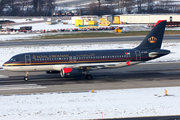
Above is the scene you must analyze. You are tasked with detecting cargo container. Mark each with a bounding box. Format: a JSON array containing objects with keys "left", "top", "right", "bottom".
[
  {"left": 102, "top": 15, "right": 113, "bottom": 22},
  {"left": 100, "top": 18, "right": 106, "bottom": 21},
  {"left": 113, "top": 15, "right": 120, "bottom": 24},
  {"left": 71, "top": 16, "right": 98, "bottom": 25},
  {"left": 88, "top": 21, "right": 97, "bottom": 25},
  {"left": 99, "top": 20, "right": 111, "bottom": 26},
  {"left": 75, "top": 19, "right": 83, "bottom": 27},
  {"left": 71, "top": 16, "right": 82, "bottom": 24}
]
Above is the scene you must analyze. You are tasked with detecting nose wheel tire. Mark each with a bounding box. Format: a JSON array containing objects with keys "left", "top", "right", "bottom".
[
  {"left": 85, "top": 74, "right": 92, "bottom": 80},
  {"left": 24, "top": 77, "right": 29, "bottom": 81}
]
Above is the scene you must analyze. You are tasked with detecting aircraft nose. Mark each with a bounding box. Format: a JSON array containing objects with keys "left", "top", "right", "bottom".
[
  {"left": 2, "top": 61, "right": 9, "bottom": 67},
  {"left": 3, "top": 63, "right": 6, "bottom": 66},
  {"left": 3, "top": 62, "right": 7, "bottom": 66}
]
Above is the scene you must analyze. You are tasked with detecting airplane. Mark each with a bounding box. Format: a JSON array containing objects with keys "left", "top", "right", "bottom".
[{"left": 3, "top": 20, "right": 170, "bottom": 81}]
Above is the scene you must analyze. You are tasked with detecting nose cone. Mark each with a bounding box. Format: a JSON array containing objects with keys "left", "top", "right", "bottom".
[
  {"left": 3, "top": 62, "right": 7, "bottom": 67},
  {"left": 2, "top": 61, "right": 12, "bottom": 70},
  {"left": 2, "top": 62, "right": 8, "bottom": 69}
]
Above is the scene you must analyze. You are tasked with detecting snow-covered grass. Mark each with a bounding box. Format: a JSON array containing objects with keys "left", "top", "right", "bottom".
[
  {"left": 0, "top": 33, "right": 66, "bottom": 41},
  {"left": 12, "top": 21, "right": 77, "bottom": 31},
  {"left": 0, "top": 34, "right": 41, "bottom": 41},
  {"left": 0, "top": 87, "right": 180, "bottom": 120},
  {"left": 1, "top": 42, "right": 180, "bottom": 67},
  {"left": 0, "top": 18, "right": 44, "bottom": 23}
]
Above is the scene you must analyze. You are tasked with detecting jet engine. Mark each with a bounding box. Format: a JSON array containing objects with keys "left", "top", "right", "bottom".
[{"left": 60, "top": 68, "right": 84, "bottom": 78}]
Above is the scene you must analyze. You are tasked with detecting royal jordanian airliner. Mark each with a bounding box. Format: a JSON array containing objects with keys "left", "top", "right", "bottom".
[{"left": 3, "top": 20, "right": 170, "bottom": 81}]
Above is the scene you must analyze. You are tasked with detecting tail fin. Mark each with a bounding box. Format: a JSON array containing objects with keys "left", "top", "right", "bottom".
[{"left": 136, "top": 20, "right": 166, "bottom": 50}]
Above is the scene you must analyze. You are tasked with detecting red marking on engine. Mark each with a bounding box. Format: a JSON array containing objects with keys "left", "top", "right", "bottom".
[
  {"left": 126, "top": 61, "right": 131, "bottom": 66},
  {"left": 63, "top": 68, "right": 73, "bottom": 73}
]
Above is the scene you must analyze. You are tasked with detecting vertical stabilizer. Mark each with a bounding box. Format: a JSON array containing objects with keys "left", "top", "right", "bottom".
[{"left": 136, "top": 20, "right": 166, "bottom": 50}]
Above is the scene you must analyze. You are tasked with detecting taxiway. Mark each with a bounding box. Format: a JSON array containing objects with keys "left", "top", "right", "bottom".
[{"left": 0, "top": 62, "right": 180, "bottom": 95}]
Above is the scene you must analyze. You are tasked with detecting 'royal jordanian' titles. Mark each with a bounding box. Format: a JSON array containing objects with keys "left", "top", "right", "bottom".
[{"left": 3, "top": 20, "right": 170, "bottom": 81}]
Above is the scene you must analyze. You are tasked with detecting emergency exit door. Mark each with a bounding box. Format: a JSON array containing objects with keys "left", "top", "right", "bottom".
[{"left": 135, "top": 51, "right": 141, "bottom": 60}]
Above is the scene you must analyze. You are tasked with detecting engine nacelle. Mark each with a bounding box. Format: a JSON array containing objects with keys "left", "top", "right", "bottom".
[{"left": 60, "top": 68, "right": 84, "bottom": 78}]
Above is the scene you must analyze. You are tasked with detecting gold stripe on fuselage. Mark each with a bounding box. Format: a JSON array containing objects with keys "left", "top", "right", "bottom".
[{"left": 4, "top": 58, "right": 135, "bottom": 66}]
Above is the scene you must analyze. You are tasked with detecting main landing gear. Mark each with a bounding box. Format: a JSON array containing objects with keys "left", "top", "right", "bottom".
[
  {"left": 84, "top": 70, "right": 93, "bottom": 80},
  {"left": 24, "top": 72, "right": 29, "bottom": 81},
  {"left": 23, "top": 71, "right": 93, "bottom": 81},
  {"left": 85, "top": 74, "right": 93, "bottom": 80}
]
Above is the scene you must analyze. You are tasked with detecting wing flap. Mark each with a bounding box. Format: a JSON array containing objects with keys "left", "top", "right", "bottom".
[{"left": 64, "top": 62, "right": 122, "bottom": 69}]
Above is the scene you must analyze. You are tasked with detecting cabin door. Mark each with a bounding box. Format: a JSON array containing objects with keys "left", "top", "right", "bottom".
[
  {"left": 135, "top": 50, "right": 141, "bottom": 60},
  {"left": 25, "top": 55, "right": 31, "bottom": 65}
]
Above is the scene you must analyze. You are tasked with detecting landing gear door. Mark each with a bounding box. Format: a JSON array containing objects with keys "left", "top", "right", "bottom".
[
  {"left": 135, "top": 51, "right": 141, "bottom": 60},
  {"left": 25, "top": 55, "right": 31, "bottom": 65}
]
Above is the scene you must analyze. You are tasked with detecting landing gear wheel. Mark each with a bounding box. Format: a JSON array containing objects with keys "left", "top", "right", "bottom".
[
  {"left": 86, "top": 74, "right": 93, "bottom": 80},
  {"left": 24, "top": 72, "right": 29, "bottom": 81},
  {"left": 24, "top": 77, "right": 29, "bottom": 81}
]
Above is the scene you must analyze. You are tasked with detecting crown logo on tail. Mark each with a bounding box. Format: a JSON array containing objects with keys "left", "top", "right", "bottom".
[{"left": 148, "top": 36, "right": 157, "bottom": 43}]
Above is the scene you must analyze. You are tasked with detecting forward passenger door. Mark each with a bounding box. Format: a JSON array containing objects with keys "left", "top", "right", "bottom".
[{"left": 25, "top": 55, "right": 31, "bottom": 65}]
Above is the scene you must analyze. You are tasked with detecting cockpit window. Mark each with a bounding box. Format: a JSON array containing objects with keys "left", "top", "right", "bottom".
[
  {"left": 10, "top": 58, "right": 15, "bottom": 61},
  {"left": 9, "top": 57, "right": 19, "bottom": 62}
]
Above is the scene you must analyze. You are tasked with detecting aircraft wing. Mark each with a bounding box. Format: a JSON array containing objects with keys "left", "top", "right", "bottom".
[
  {"left": 64, "top": 62, "right": 133, "bottom": 69},
  {"left": 65, "top": 63, "right": 117, "bottom": 69},
  {"left": 52, "top": 62, "right": 124, "bottom": 71}
]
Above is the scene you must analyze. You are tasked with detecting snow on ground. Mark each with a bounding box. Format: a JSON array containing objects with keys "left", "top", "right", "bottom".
[
  {"left": 0, "top": 87, "right": 180, "bottom": 120},
  {"left": 13, "top": 22, "right": 78, "bottom": 31},
  {"left": 1, "top": 18, "right": 180, "bottom": 120},
  {"left": 0, "top": 42, "right": 180, "bottom": 67},
  {"left": 0, "top": 17, "right": 44, "bottom": 23},
  {"left": 0, "top": 34, "right": 42, "bottom": 41},
  {"left": 0, "top": 33, "right": 67, "bottom": 41}
]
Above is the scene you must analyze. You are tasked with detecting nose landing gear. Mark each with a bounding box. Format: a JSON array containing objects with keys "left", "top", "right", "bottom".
[{"left": 24, "top": 72, "right": 29, "bottom": 81}]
